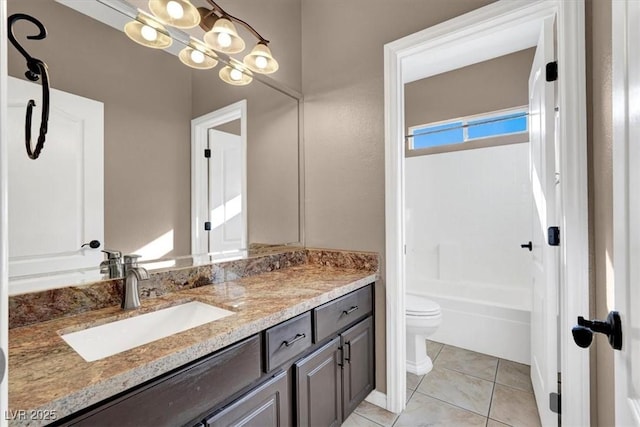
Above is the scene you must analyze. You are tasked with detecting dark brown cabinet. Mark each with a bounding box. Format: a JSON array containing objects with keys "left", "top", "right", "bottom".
[
  {"left": 341, "top": 316, "right": 374, "bottom": 418},
  {"left": 295, "top": 315, "right": 375, "bottom": 426},
  {"left": 205, "top": 370, "right": 289, "bottom": 427},
  {"left": 62, "top": 335, "right": 262, "bottom": 427},
  {"left": 295, "top": 337, "right": 343, "bottom": 427}
]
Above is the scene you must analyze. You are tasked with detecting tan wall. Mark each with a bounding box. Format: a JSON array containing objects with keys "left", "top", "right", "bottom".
[
  {"left": 8, "top": 0, "right": 192, "bottom": 257},
  {"left": 405, "top": 48, "right": 535, "bottom": 130},
  {"left": 301, "top": 0, "right": 495, "bottom": 393},
  {"left": 585, "top": 0, "right": 614, "bottom": 425}
]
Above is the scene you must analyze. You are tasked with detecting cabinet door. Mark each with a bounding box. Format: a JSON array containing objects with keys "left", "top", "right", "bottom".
[
  {"left": 341, "top": 316, "right": 374, "bottom": 419},
  {"left": 205, "top": 371, "right": 289, "bottom": 427},
  {"left": 295, "top": 337, "right": 342, "bottom": 427}
]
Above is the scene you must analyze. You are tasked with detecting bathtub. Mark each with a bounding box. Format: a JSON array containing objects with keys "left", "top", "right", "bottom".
[{"left": 409, "top": 279, "right": 531, "bottom": 364}]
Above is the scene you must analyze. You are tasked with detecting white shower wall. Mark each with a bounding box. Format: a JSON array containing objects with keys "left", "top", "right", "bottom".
[{"left": 405, "top": 143, "right": 532, "bottom": 289}]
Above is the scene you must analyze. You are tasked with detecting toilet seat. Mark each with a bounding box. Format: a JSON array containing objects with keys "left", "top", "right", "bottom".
[{"left": 406, "top": 295, "right": 440, "bottom": 317}]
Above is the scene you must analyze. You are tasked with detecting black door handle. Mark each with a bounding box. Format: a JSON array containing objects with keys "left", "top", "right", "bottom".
[
  {"left": 81, "top": 240, "right": 101, "bottom": 249},
  {"left": 572, "top": 311, "right": 622, "bottom": 350},
  {"left": 520, "top": 241, "right": 532, "bottom": 251}
]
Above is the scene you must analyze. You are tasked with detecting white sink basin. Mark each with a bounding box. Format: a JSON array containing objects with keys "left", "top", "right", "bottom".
[{"left": 61, "top": 301, "right": 234, "bottom": 362}]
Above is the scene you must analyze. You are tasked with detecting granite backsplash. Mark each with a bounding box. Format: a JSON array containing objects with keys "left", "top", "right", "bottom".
[{"left": 9, "top": 248, "right": 379, "bottom": 329}]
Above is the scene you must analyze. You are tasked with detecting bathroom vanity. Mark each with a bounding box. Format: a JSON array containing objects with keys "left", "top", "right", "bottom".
[{"left": 8, "top": 250, "right": 378, "bottom": 427}]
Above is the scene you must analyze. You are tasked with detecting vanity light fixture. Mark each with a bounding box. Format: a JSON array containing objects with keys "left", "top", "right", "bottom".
[
  {"left": 123, "top": 0, "right": 278, "bottom": 86},
  {"left": 197, "top": 1, "right": 279, "bottom": 74},
  {"left": 243, "top": 42, "right": 279, "bottom": 74},
  {"left": 148, "top": 0, "right": 200, "bottom": 29},
  {"left": 179, "top": 38, "right": 218, "bottom": 69},
  {"left": 124, "top": 12, "right": 172, "bottom": 49},
  {"left": 203, "top": 16, "right": 245, "bottom": 54},
  {"left": 219, "top": 60, "right": 253, "bottom": 86}
]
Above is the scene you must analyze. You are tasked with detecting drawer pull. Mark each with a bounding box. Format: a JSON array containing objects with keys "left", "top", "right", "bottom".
[
  {"left": 343, "top": 306, "right": 359, "bottom": 315},
  {"left": 283, "top": 333, "right": 306, "bottom": 347}
]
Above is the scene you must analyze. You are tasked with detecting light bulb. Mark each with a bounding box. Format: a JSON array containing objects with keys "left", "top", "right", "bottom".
[
  {"left": 217, "top": 32, "right": 232, "bottom": 48},
  {"left": 255, "top": 55, "right": 268, "bottom": 69},
  {"left": 140, "top": 25, "right": 158, "bottom": 41},
  {"left": 190, "top": 49, "right": 205, "bottom": 64},
  {"left": 166, "top": 1, "right": 184, "bottom": 19},
  {"left": 229, "top": 68, "right": 243, "bottom": 81}
]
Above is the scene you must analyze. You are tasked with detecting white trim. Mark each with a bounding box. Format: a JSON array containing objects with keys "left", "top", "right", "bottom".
[
  {"left": 555, "top": 2, "right": 590, "bottom": 426},
  {"left": 612, "top": 1, "right": 640, "bottom": 425},
  {"left": 0, "top": 0, "right": 8, "bottom": 422},
  {"left": 384, "top": 35, "right": 407, "bottom": 414},
  {"left": 384, "top": 1, "right": 590, "bottom": 424},
  {"left": 364, "top": 390, "right": 388, "bottom": 409},
  {"left": 191, "top": 100, "right": 248, "bottom": 255}
]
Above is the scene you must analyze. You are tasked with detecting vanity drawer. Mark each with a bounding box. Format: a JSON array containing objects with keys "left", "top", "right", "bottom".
[
  {"left": 313, "top": 285, "right": 373, "bottom": 343},
  {"left": 264, "top": 312, "right": 312, "bottom": 372},
  {"left": 66, "top": 335, "right": 261, "bottom": 427}
]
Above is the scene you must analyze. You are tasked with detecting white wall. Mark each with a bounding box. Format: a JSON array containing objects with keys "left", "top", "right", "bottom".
[{"left": 405, "top": 143, "right": 532, "bottom": 289}]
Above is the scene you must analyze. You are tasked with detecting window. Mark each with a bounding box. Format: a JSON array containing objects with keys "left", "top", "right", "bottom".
[{"left": 408, "top": 107, "right": 528, "bottom": 150}]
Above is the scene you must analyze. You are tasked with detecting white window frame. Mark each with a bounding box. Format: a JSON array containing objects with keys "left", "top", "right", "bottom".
[{"left": 407, "top": 105, "right": 528, "bottom": 151}]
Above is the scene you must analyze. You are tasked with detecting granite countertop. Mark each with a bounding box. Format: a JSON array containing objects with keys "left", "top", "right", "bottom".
[{"left": 9, "top": 264, "right": 378, "bottom": 426}]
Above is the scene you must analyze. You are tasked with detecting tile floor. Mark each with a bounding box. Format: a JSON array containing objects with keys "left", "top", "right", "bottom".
[{"left": 344, "top": 341, "right": 542, "bottom": 427}]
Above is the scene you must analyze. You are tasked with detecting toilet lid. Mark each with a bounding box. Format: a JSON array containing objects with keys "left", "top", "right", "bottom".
[{"left": 406, "top": 295, "right": 440, "bottom": 316}]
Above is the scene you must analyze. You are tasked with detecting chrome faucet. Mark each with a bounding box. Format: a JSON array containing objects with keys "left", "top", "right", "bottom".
[
  {"left": 121, "top": 254, "right": 149, "bottom": 310},
  {"left": 100, "top": 250, "right": 123, "bottom": 278}
]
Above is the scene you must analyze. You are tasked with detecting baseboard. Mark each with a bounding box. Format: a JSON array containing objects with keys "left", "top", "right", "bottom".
[{"left": 365, "top": 390, "right": 388, "bottom": 409}]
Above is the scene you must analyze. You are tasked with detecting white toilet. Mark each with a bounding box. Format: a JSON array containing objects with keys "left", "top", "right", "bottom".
[{"left": 406, "top": 293, "right": 442, "bottom": 375}]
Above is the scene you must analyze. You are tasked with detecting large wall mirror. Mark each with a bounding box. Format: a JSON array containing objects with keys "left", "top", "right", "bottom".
[{"left": 7, "top": 0, "right": 302, "bottom": 293}]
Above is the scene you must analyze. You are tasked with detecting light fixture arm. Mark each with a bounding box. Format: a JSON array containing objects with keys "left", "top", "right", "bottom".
[{"left": 204, "top": 0, "right": 270, "bottom": 44}]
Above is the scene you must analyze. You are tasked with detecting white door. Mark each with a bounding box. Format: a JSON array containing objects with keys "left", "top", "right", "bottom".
[
  {"left": 528, "top": 17, "right": 558, "bottom": 427},
  {"left": 207, "top": 129, "right": 246, "bottom": 253},
  {"left": 613, "top": 1, "right": 640, "bottom": 425},
  {"left": 7, "top": 77, "right": 104, "bottom": 282}
]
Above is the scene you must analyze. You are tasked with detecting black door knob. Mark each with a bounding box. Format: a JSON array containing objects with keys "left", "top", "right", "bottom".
[
  {"left": 572, "top": 311, "right": 622, "bottom": 350},
  {"left": 81, "top": 240, "right": 101, "bottom": 249},
  {"left": 520, "top": 241, "right": 532, "bottom": 251}
]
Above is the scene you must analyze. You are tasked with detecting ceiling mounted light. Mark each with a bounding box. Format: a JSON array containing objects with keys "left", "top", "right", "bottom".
[
  {"left": 243, "top": 42, "right": 279, "bottom": 74},
  {"left": 124, "top": 13, "right": 172, "bottom": 49},
  {"left": 203, "top": 17, "right": 245, "bottom": 54},
  {"left": 148, "top": 0, "right": 200, "bottom": 29},
  {"left": 219, "top": 60, "right": 252, "bottom": 86},
  {"left": 179, "top": 39, "right": 218, "bottom": 69}
]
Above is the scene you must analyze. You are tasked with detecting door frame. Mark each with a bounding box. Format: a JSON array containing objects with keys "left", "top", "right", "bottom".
[
  {"left": 0, "top": 0, "right": 8, "bottom": 420},
  {"left": 191, "top": 100, "right": 248, "bottom": 255},
  {"left": 612, "top": 1, "right": 640, "bottom": 424},
  {"left": 383, "top": 1, "right": 590, "bottom": 425}
]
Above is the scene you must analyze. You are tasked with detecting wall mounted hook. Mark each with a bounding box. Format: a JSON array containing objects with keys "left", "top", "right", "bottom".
[{"left": 8, "top": 13, "right": 51, "bottom": 159}]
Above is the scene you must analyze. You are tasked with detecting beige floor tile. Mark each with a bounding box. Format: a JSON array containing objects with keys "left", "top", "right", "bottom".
[
  {"left": 495, "top": 360, "right": 533, "bottom": 392},
  {"left": 406, "top": 388, "right": 414, "bottom": 404},
  {"left": 395, "top": 392, "right": 487, "bottom": 427},
  {"left": 427, "top": 340, "right": 444, "bottom": 361},
  {"left": 417, "top": 367, "right": 494, "bottom": 416},
  {"left": 354, "top": 400, "right": 398, "bottom": 427},
  {"left": 342, "top": 412, "right": 383, "bottom": 427},
  {"left": 407, "top": 371, "right": 424, "bottom": 390},
  {"left": 489, "top": 384, "right": 541, "bottom": 427},
  {"left": 487, "top": 419, "right": 510, "bottom": 427},
  {"left": 434, "top": 345, "right": 498, "bottom": 381}
]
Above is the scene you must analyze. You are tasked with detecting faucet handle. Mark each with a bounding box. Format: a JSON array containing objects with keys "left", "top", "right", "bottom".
[
  {"left": 123, "top": 254, "right": 142, "bottom": 267},
  {"left": 101, "top": 249, "right": 122, "bottom": 260}
]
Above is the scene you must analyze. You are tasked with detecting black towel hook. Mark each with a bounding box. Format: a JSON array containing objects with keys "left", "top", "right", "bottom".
[{"left": 8, "top": 13, "right": 50, "bottom": 160}]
